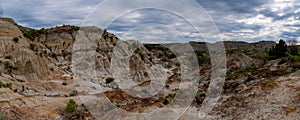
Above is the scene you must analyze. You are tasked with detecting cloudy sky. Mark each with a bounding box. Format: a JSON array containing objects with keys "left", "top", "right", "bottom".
[{"left": 0, "top": 0, "right": 299, "bottom": 43}]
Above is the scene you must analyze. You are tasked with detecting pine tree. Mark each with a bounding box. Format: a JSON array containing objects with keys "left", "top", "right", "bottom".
[{"left": 268, "top": 39, "right": 287, "bottom": 58}]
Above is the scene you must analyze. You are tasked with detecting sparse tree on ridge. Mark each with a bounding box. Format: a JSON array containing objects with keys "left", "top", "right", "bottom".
[{"left": 268, "top": 39, "right": 288, "bottom": 58}]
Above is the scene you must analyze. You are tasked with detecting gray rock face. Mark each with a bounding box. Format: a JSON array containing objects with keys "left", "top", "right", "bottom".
[{"left": 0, "top": 18, "right": 50, "bottom": 81}]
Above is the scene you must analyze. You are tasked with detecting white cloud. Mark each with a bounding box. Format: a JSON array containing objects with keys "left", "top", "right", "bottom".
[{"left": 1, "top": 0, "right": 300, "bottom": 43}]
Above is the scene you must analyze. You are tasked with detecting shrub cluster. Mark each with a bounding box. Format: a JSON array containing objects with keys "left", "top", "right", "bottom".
[
  {"left": 64, "top": 99, "right": 76, "bottom": 112},
  {"left": 0, "top": 81, "right": 12, "bottom": 88},
  {"left": 13, "top": 37, "right": 19, "bottom": 43},
  {"left": 268, "top": 39, "right": 288, "bottom": 58},
  {"left": 105, "top": 77, "right": 114, "bottom": 84}
]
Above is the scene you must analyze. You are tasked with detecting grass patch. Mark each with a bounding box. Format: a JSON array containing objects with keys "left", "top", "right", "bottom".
[
  {"left": 0, "top": 81, "right": 12, "bottom": 88},
  {"left": 4, "top": 61, "right": 16, "bottom": 70},
  {"left": 226, "top": 67, "right": 256, "bottom": 80},
  {"left": 65, "top": 99, "right": 76, "bottom": 112}
]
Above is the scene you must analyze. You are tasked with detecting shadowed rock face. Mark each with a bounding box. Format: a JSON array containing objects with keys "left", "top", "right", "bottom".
[{"left": 0, "top": 18, "right": 299, "bottom": 119}]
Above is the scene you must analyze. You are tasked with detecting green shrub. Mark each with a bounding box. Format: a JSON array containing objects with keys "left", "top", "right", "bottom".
[
  {"left": 51, "top": 53, "right": 57, "bottom": 58},
  {"left": 0, "top": 112, "right": 3, "bottom": 120},
  {"left": 16, "top": 79, "right": 25, "bottom": 82},
  {"left": 105, "top": 77, "right": 114, "bottom": 84},
  {"left": 4, "top": 61, "right": 16, "bottom": 70},
  {"left": 3, "top": 83, "right": 12, "bottom": 88},
  {"left": 13, "top": 37, "right": 19, "bottom": 43},
  {"left": 5, "top": 55, "right": 12, "bottom": 59},
  {"left": 278, "top": 57, "right": 288, "bottom": 65},
  {"left": 62, "top": 82, "right": 68, "bottom": 86},
  {"left": 226, "top": 67, "right": 255, "bottom": 80},
  {"left": 268, "top": 39, "right": 288, "bottom": 58},
  {"left": 0, "top": 81, "right": 12, "bottom": 88},
  {"left": 197, "top": 54, "right": 211, "bottom": 66},
  {"left": 230, "top": 81, "right": 240, "bottom": 88},
  {"left": 226, "top": 48, "right": 239, "bottom": 54},
  {"left": 70, "top": 26, "right": 80, "bottom": 31},
  {"left": 288, "top": 55, "right": 300, "bottom": 63},
  {"left": 134, "top": 48, "right": 140, "bottom": 53},
  {"left": 29, "top": 44, "right": 36, "bottom": 51},
  {"left": 285, "top": 67, "right": 294, "bottom": 73},
  {"left": 175, "top": 62, "right": 180, "bottom": 67},
  {"left": 163, "top": 93, "right": 176, "bottom": 105},
  {"left": 21, "top": 29, "right": 44, "bottom": 40},
  {"left": 65, "top": 99, "right": 76, "bottom": 112},
  {"left": 161, "top": 57, "right": 168, "bottom": 62}
]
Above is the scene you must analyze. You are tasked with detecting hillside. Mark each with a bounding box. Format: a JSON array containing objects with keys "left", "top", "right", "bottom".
[{"left": 0, "top": 18, "right": 299, "bottom": 119}]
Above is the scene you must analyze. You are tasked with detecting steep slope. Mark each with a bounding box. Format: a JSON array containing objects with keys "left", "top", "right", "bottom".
[
  {"left": 0, "top": 18, "right": 50, "bottom": 80},
  {"left": 0, "top": 18, "right": 169, "bottom": 119}
]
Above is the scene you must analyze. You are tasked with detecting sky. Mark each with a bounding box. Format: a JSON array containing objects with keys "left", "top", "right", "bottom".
[{"left": 0, "top": 0, "right": 299, "bottom": 43}]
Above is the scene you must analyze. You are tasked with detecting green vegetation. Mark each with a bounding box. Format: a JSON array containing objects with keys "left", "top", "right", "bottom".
[
  {"left": 13, "top": 37, "right": 19, "bottom": 43},
  {"left": 175, "top": 62, "right": 180, "bottom": 67},
  {"left": 16, "top": 79, "right": 25, "bottom": 82},
  {"left": 51, "top": 53, "right": 57, "bottom": 58},
  {"left": 194, "top": 51, "right": 211, "bottom": 66},
  {"left": 288, "top": 46, "right": 298, "bottom": 56},
  {"left": 226, "top": 48, "right": 239, "bottom": 54},
  {"left": 163, "top": 93, "right": 176, "bottom": 105},
  {"left": 278, "top": 57, "right": 288, "bottom": 65},
  {"left": 0, "top": 17, "right": 16, "bottom": 24},
  {"left": 29, "top": 43, "right": 37, "bottom": 51},
  {"left": 285, "top": 67, "right": 294, "bottom": 73},
  {"left": 5, "top": 55, "right": 12, "bottom": 59},
  {"left": 144, "top": 44, "right": 163, "bottom": 51},
  {"left": 65, "top": 99, "right": 76, "bottom": 112},
  {"left": 288, "top": 55, "right": 300, "bottom": 63},
  {"left": 0, "top": 81, "right": 12, "bottom": 88},
  {"left": 62, "top": 82, "right": 68, "bottom": 86},
  {"left": 268, "top": 39, "right": 288, "bottom": 58},
  {"left": 224, "top": 81, "right": 240, "bottom": 90},
  {"left": 226, "top": 67, "right": 255, "bottom": 80},
  {"left": 70, "top": 26, "right": 80, "bottom": 31},
  {"left": 105, "top": 77, "right": 114, "bottom": 84},
  {"left": 4, "top": 61, "right": 16, "bottom": 70},
  {"left": 66, "top": 25, "right": 80, "bottom": 33},
  {"left": 134, "top": 48, "right": 140, "bottom": 53},
  {"left": 197, "top": 56, "right": 211, "bottom": 66},
  {"left": 0, "top": 112, "right": 3, "bottom": 120},
  {"left": 21, "top": 25, "right": 79, "bottom": 40},
  {"left": 21, "top": 28, "right": 45, "bottom": 40},
  {"left": 161, "top": 57, "right": 168, "bottom": 62},
  {"left": 193, "top": 91, "right": 205, "bottom": 98}
]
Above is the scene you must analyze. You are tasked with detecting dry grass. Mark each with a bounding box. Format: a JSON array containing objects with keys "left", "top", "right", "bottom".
[
  {"left": 282, "top": 107, "right": 297, "bottom": 116},
  {"left": 258, "top": 81, "right": 279, "bottom": 90}
]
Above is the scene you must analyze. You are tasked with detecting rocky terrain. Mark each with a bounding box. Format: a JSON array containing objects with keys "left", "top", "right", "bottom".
[{"left": 0, "top": 18, "right": 299, "bottom": 119}]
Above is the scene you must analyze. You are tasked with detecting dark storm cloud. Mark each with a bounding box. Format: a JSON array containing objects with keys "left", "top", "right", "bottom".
[{"left": 0, "top": 0, "right": 299, "bottom": 43}]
